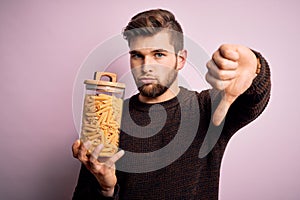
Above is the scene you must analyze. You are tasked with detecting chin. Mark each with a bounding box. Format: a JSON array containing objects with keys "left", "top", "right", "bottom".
[{"left": 138, "top": 84, "right": 167, "bottom": 98}]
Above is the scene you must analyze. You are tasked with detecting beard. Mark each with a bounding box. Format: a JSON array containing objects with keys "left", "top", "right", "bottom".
[
  {"left": 137, "top": 66, "right": 178, "bottom": 98},
  {"left": 138, "top": 83, "right": 169, "bottom": 98}
]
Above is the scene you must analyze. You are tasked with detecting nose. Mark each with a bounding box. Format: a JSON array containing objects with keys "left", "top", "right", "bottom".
[{"left": 142, "top": 56, "right": 154, "bottom": 73}]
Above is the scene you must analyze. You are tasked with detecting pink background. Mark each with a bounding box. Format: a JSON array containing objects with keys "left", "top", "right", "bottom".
[{"left": 0, "top": 0, "right": 299, "bottom": 199}]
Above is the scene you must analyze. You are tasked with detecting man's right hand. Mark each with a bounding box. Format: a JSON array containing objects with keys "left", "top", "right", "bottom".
[{"left": 72, "top": 139, "right": 125, "bottom": 197}]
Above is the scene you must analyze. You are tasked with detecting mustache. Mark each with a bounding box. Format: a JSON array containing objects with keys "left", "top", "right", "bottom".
[{"left": 135, "top": 76, "right": 158, "bottom": 88}]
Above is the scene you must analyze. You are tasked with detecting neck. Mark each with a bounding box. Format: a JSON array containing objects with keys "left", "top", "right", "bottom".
[{"left": 138, "top": 80, "right": 180, "bottom": 104}]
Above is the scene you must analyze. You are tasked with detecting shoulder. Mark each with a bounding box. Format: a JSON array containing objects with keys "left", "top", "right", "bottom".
[{"left": 179, "top": 87, "right": 211, "bottom": 106}]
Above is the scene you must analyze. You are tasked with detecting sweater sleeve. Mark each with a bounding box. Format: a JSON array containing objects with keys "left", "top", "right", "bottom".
[
  {"left": 221, "top": 50, "right": 271, "bottom": 136},
  {"left": 72, "top": 164, "right": 120, "bottom": 200},
  {"left": 204, "top": 51, "right": 271, "bottom": 137}
]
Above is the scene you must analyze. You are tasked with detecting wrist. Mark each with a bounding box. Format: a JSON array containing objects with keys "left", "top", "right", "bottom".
[
  {"left": 250, "top": 49, "right": 262, "bottom": 75},
  {"left": 256, "top": 56, "right": 261, "bottom": 75},
  {"left": 101, "top": 187, "right": 115, "bottom": 197}
]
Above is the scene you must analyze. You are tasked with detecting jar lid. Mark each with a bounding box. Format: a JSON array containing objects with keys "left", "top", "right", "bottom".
[{"left": 84, "top": 72, "right": 125, "bottom": 89}]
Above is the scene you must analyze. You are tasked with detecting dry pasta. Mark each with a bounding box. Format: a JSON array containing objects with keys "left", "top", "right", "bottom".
[{"left": 81, "top": 93, "right": 123, "bottom": 157}]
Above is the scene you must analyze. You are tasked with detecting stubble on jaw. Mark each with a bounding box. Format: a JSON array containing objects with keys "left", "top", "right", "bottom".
[{"left": 136, "top": 62, "right": 178, "bottom": 98}]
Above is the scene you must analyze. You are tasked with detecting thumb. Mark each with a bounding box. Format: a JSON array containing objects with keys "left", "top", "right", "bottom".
[
  {"left": 72, "top": 139, "right": 81, "bottom": 158},
  {"left": 212, "top": 94, "right": 236, "bottom": 126}
]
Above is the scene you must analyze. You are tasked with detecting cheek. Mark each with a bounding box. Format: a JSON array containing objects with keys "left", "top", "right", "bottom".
[
  {"left": 130, "top": 59, "right": 136, "bottom": 68},
  {"left": 130, "top": 67, "right": 141, "bottom": 80},
  {"left": 159, "top": 57, "right": 177, "bottom": 68},
  {"left": 156, "top": 66, "right": 173, "bottom": 79},
  {"left": 157, "top": 58, "right": 176, "bottom": 71},
  {"left": 130, "top": 58, "right": 142, "bottom": 68}
]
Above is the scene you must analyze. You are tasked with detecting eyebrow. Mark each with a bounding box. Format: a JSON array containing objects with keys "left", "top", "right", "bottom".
[
  {"left": 129, "top": 50, "right": 140, "bottom": 55},
  {"left": 152, "top": 49, "right": 169, "bottom": 53},
  {"left": 129, "top": 49, "right": 169, "bottom": 54}
]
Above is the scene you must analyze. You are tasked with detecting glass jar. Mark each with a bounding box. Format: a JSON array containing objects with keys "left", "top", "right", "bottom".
[{"left": 81, "top": 72, "right": 125, "bottom": 157}]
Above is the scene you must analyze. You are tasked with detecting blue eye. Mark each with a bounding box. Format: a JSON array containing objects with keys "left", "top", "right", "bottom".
[
  {"left": 131, "top": 53, "right": 143, "bottom": 59},
  {"left": 155, "top": 53, "right": 165, "bottom": 58}
]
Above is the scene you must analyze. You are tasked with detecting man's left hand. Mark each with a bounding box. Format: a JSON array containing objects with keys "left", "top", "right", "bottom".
[{"left": 206, "top": 44, "right": 258, "bottom": 126}]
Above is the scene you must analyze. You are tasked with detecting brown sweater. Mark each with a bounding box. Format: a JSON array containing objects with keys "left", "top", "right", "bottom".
[{"left": 73, "top": 51, "right": 271, "bottom": 200}]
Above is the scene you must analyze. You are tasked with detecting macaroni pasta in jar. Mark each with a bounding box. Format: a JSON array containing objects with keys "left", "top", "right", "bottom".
[{"left": 81, "top": 72, "right": 125, "bottom": 157}]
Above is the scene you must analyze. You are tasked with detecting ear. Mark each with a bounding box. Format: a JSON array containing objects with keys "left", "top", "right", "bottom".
[{"left": 176, "top": 50, "right": 187, "bottom": 70}]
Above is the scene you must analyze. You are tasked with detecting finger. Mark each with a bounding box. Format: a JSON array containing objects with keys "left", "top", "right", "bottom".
[
  {"left": 90, "top": 144, "right": 104, "bottom": 162},
  {"left": 78, "top": 140, "right": 92, "bottom": 163},
  {"left": 110, "top": 150, "right": 125, "bottom": 163},
  {"left": 72, "top": 139, "right": 81, "bottom": 158},
  {"left": 213, "top": 94, "right": 237, "bottom": 126},
  {"left": 206, "top": 60, "right": 237, "bottom": 80},
  {"left": 83, "top": 140, "right": 92, "bottom": 150},
  {"left": 205, "top": 72, "right": 231, "bottom": 91},
  {"left": 103, "top": 150, "right": 125, "bottom": 169},
  {"left": 218, "top": 44, "right": 239, "bottom": 61},
  {"left": 212, "top": 51, "right": 238, "bottom": 70},
  {"left": 88, "top": 144, "right": 104, "bottom": 172}
]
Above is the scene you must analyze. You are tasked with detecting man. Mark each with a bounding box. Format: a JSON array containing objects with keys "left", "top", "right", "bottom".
[{"left": 72, "top": 9, "right": 271, "bottom": 199}]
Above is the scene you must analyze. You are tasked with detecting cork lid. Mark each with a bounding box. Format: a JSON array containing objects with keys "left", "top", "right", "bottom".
[{"left": 84, "top": 72, "right": 125, "bottom": 89}]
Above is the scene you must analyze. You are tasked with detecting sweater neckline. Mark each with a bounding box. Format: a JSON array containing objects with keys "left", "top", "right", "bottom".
[{"left": 129, "top": 87, "right": 189, "bottom": 112}]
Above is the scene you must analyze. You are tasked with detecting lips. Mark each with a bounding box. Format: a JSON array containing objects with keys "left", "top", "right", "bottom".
[{"left": 138, "top": 76, "right": 157, "bottom": 84}]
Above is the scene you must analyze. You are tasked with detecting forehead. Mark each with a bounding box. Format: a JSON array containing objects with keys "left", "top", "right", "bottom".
[{"left": 129, "top": 31, "right": 175, "bottom": 53}]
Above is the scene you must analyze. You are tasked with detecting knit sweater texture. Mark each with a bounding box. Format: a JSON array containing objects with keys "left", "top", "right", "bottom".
[{"left": 73, "top": 51, "right": 271, "bottom": 200}]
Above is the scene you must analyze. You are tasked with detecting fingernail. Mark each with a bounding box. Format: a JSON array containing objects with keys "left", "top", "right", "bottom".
[
  {"left": 231, "top": 51, "right": 239, "bottom": 59},
  {"left": 91, "top": 144, "right": 104, "bottom": 159},
  {"left": 96, "top": 143, "right": 104, "bottom": 151},
  {"left": 83, "top": 140, "right": 92, "bottom": 149}
]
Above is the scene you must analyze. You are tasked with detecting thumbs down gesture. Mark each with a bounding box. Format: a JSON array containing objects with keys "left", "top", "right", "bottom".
[{"left": 206, "top": 44, "right": 258, "bottom": 126}]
